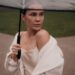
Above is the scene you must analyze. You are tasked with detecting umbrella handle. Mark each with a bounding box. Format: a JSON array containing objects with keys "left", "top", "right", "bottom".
[
  {"left": 16, "top": 49, "right": 21, "bottom": 59},
  {"left": 16, "top": 10, "right": 22, "bottom": 59},
  {"left": 16, "top": 34, "right": 21, "bottom": 59}
]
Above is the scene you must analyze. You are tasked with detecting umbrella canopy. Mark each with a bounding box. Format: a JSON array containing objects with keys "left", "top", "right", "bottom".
[{"left": 0, "top": 0, "right": 75, "bottom": 10}]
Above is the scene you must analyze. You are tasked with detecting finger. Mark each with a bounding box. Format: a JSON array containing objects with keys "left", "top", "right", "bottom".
[
  {"left": 13, "top": 44, "right": 21, "bottom": 48},
  {"left": 12, "top": 48, "right": 20, "bottom": 54},
  {"left": 10, "top": 53, "right": 18, "bottom": 61},
  {"left": 11, "top": 44, "right": 21, "bottom": 50},
  {"left": 12, "top": 47, "right": 21, "bottom": 50}
]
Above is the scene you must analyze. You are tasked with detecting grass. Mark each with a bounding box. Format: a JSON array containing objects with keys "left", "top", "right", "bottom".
[{"left": 0, "top": 7, "right": 75, "bottom": 37}]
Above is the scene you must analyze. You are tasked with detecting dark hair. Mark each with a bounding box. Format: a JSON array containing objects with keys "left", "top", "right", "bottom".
[{"left": 21, "top": 9, "right": 28, "bottom": 15}]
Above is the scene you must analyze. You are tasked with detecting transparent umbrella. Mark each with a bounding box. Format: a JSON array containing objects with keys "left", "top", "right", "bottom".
[
  {"left": 0, "top": 0, "right": 75, "bottom": 10},
  {"left": 0, "top": 0, "right": 75, "bottom": 59}
]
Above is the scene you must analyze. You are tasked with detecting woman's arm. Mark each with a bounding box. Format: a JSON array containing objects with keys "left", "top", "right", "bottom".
[
  {"left": 4, "top": 33, "right": 20, "bottom": 72},
  {"left": 4, "top": 52, "right": 19, "bottom": 72},
  {"left": 36, "top": 29, "right": 50, "bottom": 50}
]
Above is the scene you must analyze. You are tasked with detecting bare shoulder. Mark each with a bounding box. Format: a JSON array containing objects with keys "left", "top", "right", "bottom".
[
  {"left": 36, "top": 29, "right": 50, "bottom": 49},
  {"left": 36, "top": 29, "right": 50, "bottom": 39}
]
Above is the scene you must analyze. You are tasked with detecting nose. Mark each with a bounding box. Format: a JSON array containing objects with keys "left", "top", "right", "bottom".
[{"left": 35, "top": 16, "right": 40, "bottom": 22}]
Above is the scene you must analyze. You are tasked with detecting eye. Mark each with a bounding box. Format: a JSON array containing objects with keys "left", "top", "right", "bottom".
[
  {"left": 39, "top": 12, "right": 44, "bottom": 16},
  {"left": 30, "top": 12, "right": 37, "bottom": 16}
]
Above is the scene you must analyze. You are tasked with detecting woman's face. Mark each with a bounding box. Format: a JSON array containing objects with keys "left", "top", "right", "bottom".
[{"left": 22, "top": 7, "right": 44, "bottom": 31}]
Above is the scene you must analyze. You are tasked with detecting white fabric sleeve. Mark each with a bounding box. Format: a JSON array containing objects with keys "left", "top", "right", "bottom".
[
  {"left": 9, "top": 33, "right": 18, "bottom": 51},
  {"left": 45, "top": 65, "right": 64, "bottom": 75},
  {"left": 44, "top": 43, "right": 64, "bottom": 75},
  {"left": 4, "top": 33, "right": 19, "bottom": 72}
]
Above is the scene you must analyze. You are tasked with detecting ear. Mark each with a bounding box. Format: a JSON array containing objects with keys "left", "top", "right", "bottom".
[{"left": 21, "top": 14, "right": 26, "bottom": 22}]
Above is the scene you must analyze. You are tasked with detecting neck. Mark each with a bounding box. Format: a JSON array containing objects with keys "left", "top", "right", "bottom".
[{"left": 27, "top": 28, "right": 40, "bottom": 37}]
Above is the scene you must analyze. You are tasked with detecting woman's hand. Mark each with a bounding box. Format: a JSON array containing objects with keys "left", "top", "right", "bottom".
[{"left": 9, "top": 44, "right": 21, "bottom": 61}]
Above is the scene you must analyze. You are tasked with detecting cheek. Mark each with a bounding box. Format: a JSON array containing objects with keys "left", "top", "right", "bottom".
[
  {"left": 24, "top": 12, "right": 33, "bottom": 22},
  {"left": 25, "top": 17, "right": 33, "bottom": 25},
  {"left": 22, "top": 15, "right": 33, "bottom": 27},
  {"left": 41, "top": 17, "right": 44, "bottom": 23}
]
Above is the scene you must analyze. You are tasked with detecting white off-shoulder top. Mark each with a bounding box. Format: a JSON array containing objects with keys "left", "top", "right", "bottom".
[{"left": 4, "top": 33, "right": 64, "bottom": 75}]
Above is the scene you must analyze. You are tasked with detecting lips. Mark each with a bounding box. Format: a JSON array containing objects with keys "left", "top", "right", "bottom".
[
  {"left": 34, "top": 24, "right": 41, "bottom": 25},
  {"left": 34, "top": 24, "right": 41, "bottom": 27}
]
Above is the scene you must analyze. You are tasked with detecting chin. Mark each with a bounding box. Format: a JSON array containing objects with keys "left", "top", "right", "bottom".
[{"left": 33, "top": 27, "right": 42, "bottom": 31}]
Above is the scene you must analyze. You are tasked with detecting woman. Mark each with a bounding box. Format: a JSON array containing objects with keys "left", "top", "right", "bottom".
[{"left": 4, "top": 3, "right": 64, "bottom": 75}]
